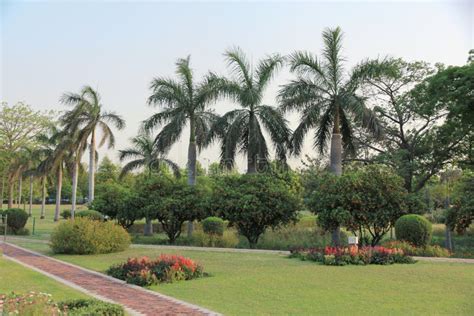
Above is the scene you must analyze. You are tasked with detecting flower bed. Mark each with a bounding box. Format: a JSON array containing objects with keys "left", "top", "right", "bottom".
[
  {"left": 289, "top": 246, "right": 416, "bottom": 265},
  {"left": 106, "top": 255, "right": 204, "bottom": 286}
]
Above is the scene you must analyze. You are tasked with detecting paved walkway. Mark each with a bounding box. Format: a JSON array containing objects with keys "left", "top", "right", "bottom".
[{"left": 1, "top": 242, "right": 220, "bottom": 316}]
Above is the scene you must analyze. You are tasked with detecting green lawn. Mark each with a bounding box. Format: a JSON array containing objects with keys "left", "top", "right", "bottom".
[
  {"left": 8, "top": 240, "right": 474, "bottom": 315},
  {"left": 0, "top": 256, "right": 88, "bottom": 301}
]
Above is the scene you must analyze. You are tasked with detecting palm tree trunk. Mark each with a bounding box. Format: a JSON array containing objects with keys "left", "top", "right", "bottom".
[
  {"left": 54, "top": 165, "right": 62, "bottom": 222},
  {"left": 329, "top": 109, "right": 342, "bottom": 246},
  {"left": 40, "top": 176, "right": 46, "bottom": 219},
  {"left": 71, "top": 159, "right": 79, "bottom": 220},
  {"left": 7, "top": 176, "right": 14, "bottom": 209},
  {"left": 247, "top": 112, "right": 257, "bottom": 174},
  {"left": 1, "top": 173, "right": 5, "bottom": 209},
  {"left": 88, "top": 129, "right": 96, "bottom": 204},
  {"left": 187, "top": 118, "right": 197, "bottom": 237},
  {"left": 17, "top": 175, "right": 22, "bottom": 207},
  {"left": 28, "top": 175, "right": 33, "bottom": 216}
]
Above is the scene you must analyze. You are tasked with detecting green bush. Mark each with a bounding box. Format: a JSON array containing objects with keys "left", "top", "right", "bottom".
[
  {"left": 61, "top": 210, "right": 71, "bottom": 219},
  {"left": 383, "top": 240, "right": 450, "bottom": 257},
  {"left": 50, "top": 218, "right": 131, "bottom": 254},
  {"left": 58, "top": 299, "right": 124, "bottom": 316},
  {"left": 76, "top": 209, "right": 104, "bottom": 221},
  {"left": 4, "top": 208, "right": 28, "bottom": 234},
  {"left": 395, "top": 214, "right": 432, "bottom": 247},
  {"left": 190, "top": 230, "right": 239, "bottom": 248},
  {"left": 202, "top": 217, "right": 224, "bottom": 236}
]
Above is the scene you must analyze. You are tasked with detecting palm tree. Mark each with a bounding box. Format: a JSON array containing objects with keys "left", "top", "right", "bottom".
[
  {"left": 207, "top": 48, "right": 291, "bottom": 173},
  {"left": 119, "top": 132, "right": 180, "bottom": 235},
  {"left": 144, "top": 56, "right": 220, "bottom": 236},
  {"left": 279, "top": 27, "right": 382, "bottom": 245},
  {"left": 61, "top": 86, "right": 125, "bottom": 204}
]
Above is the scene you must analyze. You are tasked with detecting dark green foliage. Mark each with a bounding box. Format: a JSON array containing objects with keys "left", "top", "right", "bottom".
[
  {"left": 212, "top": 174, "right": 300, "bottom": 248},
  {"left": 61, "top": 210, "right": 71, "bottom": 219},
  {"left": 305, "top": 165, "right": 407, "bottom": 246},
  {"left": 4, "top": 208, "right": 28, "bottom": 234},
  {"left": 137, "top": 177, "right": 210, "bottom": 243},
  {"left": 58, "top": 299, "right": 125, "bottom": 316},
  {"left": 91, "top": 183, "right": 140, "bottom": 228},
  {"left": 395, "top": 214, "right": 432, "bottom": 247},
  {"left": 202, "top": 217, "right": 224, "bottom": 236},
  {"left": 50, "top": 218, "right": 131, "bottom": 254},
  {"left": 76, "top": 210, "right": 104, "bottom": 221},
  {"left": 446, "top": 172, "right": 474, "bottom": 233}
]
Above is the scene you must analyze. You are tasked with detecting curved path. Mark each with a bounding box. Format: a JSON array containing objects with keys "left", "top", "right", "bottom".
[{"left": 1, "top": 242, "right": 220, "bottom": 316}]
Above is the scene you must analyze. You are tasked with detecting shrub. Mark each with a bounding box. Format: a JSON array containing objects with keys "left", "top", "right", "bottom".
[
  {"left": 4, "top": 208, "right": 28, "bottom": 234},
  {"left": 107, "top": 255, "right": 204, "bottom": 286},
  {"left": 395, "top": 214, "right": 432, "bottom": 247},
  {"left": 190, "top": 229, "right": 239, "bottom": 248},
  {"left": 58, "top": 299, "right": 124, "bottom": 315},
  {"left": 50, "top": 218, "right": 131, "bottom": 254},
  {"left": 202, "top": 217, "right": 224, "bottom": 236},
  {"left": 76, "top": 209, "right": 104, "bottom": 221},
  {"left": 290, "top": 246, "right": 415, "bottom": 266},
  {"left": 212, "top": 174, "right": 301, "bottom": 248},
  {"left": 61, "top": 210, "right": 71, "bottom": 219}
]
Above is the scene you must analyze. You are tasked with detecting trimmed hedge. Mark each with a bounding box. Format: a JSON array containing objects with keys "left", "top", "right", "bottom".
[
  {"left": 3, "top": 208, "right": 28, "bottom": 234},
  {"left": 202, "top": 217, "right": 225, "bottom": 236},
  {"left": 50, "top": 218, "right": 131, "bottom": 254},
  {"left": 61, "top": 210, "right": 71, "bottom": 219},
  {"left": 76, "top": 209, "right": 104, "bottom": 221},
  {"left": 58, "top": 299, "right": 124, "bottom": 316},
  {"left": 395, "top": 214, "right": 432, "bottom": 247}
]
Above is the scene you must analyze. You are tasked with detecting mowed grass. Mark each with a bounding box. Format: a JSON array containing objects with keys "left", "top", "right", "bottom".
[
  {"left": 0, "top": 256, "right": 88, "bottom": 301},
  {"left": 9, "top": 240, "right": 474, "bottom": 315}
]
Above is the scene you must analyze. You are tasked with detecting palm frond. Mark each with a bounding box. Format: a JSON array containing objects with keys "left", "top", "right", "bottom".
[
  {"left": 256, "top": 54, "right": 284, "bottom": 92},
  {"left": 224, "top": 47, "right": 253, "bottom": 89},
  {"left": 314, "top": 106, "right": 334, "bottom": 154}
]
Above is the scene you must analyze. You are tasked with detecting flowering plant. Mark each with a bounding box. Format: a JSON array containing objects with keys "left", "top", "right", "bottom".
[
  {"left": 290, "top": 245, "right": 415, "bottom": 265},
  {"left": 0, "top": 292, "right": 61, "bottom": 315},
  {"left": 106, "top": 255, "right": 204, "bottom": 286}
]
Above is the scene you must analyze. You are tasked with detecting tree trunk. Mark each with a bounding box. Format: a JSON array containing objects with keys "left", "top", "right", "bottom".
[
  {"left": 1, "top": 173, "right": 5, "bottom": 209},
  {"left": 54, "top": 165, "right": 62, "bottom": 222},
  {"left": 247, "top": 112, "right": 257, "bottom": 174},
  {"left": 40, "top": 177, "right": 46, "bottom": 219},
  {"left": 444, "top": 225, "right": 453, "bottom": 251},
  {"left": 28, "top": 175, "right": 33, "bottom": 216},
  {"left": 88, "top": 129, "right": 96, "bottom": 204},
  {"left": 7, "top": 176, "right": 14, "bottom": 209},
  {"left": 187, "top": 118, "right": 197, "bottom": 237},
  {"left": 329, "top": 109, "right": 342, "bottom": 246},
  {"left": 17, "top": 175, "right": 22, "bottom": 207},
  {"left": 144, "top": 217, "right": 153, "bottom": 236},
  {"left": 71, "top": 159, "right": 79, "bottom": 220}
]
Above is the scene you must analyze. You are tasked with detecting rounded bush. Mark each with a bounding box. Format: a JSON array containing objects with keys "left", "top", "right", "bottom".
[
  {"left": 395, "top": 214, "right": 432, "bottom": 247},
  {"left": 202, "top": 217, "right": 224, "bottom": 237},
  {"left": 4, "top": 208, "right": 28, "bottom": 234},
  {"left": 76, "top": 210, "right": 103, "bottom": 221},
  {"left": 60, "top": 210, "right": 71, "bottom": 219},
  {"left": 50, "top": 218, "right": 131, "bottom": 254}
]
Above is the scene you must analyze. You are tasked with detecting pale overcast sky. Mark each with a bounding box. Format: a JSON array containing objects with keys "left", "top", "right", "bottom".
[{"left": 1, "top": 0, "right": 472, "bottom": 171}]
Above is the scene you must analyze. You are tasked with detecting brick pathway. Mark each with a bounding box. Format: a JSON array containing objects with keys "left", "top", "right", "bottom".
[{"left": 1, "top": 243, "right": 220, "bottom": 316}]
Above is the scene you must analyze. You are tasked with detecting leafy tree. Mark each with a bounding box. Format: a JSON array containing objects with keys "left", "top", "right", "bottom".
[
  {"left": 212, "top": 174, "right": 300, "bottom": 248},
  {"left": 144, "top": 56, "right": 220, "bottom": 236},
  {"left": 279, "top": 27, "right": 381, "bottom": 245},
  {"left": 208, "top": 48, "right": 290, "bottom": 172},
  {"left": 61, "top": 86, "right": 125, "bottom": 203},
  {"left": 138, "top": 177, "right": 210, "bottom": 243},
  {"left": 95, "top": 156, "right": 120, "bottom": 184},
  {"left": 447, "top": 172, "right": 474, "bottom": 233},
  {"left": 355, "top": 58, "right": 468, "bottom": 194}
]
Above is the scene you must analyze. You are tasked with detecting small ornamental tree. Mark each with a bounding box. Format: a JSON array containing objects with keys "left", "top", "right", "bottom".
[
  {"left": 212, "top": 174, "right": 300, "bottom": 248},
  {"left": 305, "top": 165, "right": 407, "bottom": 246},
  {"left": 91, "top": 183, "right": 140, "bottom": 228},
  {"left": 139, "top": 177, "right": 210, "bottom": 243}
]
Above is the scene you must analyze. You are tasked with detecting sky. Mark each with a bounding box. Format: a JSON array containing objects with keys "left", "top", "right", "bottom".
[{"left": 1, "top": 0, "right": 472, "bottom": 171}]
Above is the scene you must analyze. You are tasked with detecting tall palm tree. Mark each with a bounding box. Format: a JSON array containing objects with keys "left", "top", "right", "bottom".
[
  {"left": 279, "top": 27, "right": 382, "bottom": 245},
  {"left": 119, "top": 132, "right": 180, "bottom": 235},
  {"left": 207, "top": 48, "right": 291, "bottom": 173},
  {"left": 119, "top": 132, "right": 180, "bottom": 179},
  {"left": 144, "top": 56, "right": 220, "bottom": 236},
  {"left": 61, "top": 86, "right": 125, "bottom": 204}
]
